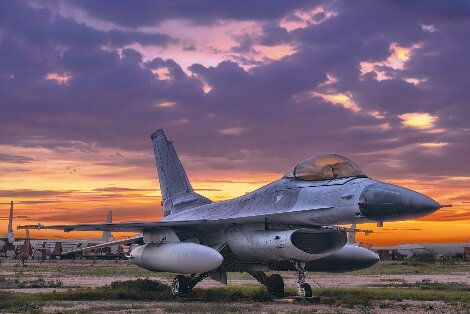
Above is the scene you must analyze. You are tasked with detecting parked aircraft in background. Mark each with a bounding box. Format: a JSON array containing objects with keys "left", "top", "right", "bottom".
[
  {"left": 0, "top": 201, "right": 15, "bottom": 250},
  {"left": 1, "top": 201, "right": 43, "bottom": 254},
  {"left": 1, "top": 208, "right": 116, "bottom": 259},
  {"left": 373, "top": 241, "right": 470, "bottom": 261},
  {"left": 28, "top": 211, "right": 116, "bottom": 258},
  {"left": 20, "top": 130, "right": 442, "bottom": 298}
]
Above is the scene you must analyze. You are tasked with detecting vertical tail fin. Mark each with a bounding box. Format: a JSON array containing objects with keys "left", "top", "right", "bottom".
[
  {"left": 151, "top": 130, "right": 211, "bottom": 216},
  {"left": 102, "top": 210, "right": 112, "bottom": 240},
  {"left": 8, "top": 201, "right": 13, "bottom": 234}
]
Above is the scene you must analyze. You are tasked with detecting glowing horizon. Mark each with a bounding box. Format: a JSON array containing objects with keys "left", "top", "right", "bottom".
[{"left": 1, "top": 1, "right": 469, "bottom": 247}]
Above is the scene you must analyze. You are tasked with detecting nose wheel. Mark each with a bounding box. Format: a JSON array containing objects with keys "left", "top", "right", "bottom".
[{"left": 292, "top": 261, "right": 312, "bottom": 299}]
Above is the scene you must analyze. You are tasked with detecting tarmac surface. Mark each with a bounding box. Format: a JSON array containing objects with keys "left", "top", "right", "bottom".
[{"left": 0, "top": 259, "right": 469, "bottom": 313}]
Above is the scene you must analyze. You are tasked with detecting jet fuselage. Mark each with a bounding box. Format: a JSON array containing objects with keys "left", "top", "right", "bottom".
[{"left": 163, "top": 177, "right": 440, "bottom": 227}]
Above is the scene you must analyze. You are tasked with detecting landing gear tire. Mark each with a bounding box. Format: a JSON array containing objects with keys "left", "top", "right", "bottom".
[
  {"left": 171, "top": 275, "right": 189, "bottom": 296},
  {"left": 301, "top": 283, "right": 312, "bottom": 298},
  {"left": 267, "top": 274, "right": 285, "bottom": 295}
]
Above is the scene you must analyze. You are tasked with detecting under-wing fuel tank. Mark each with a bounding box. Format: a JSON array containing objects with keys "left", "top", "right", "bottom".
[{"left": 129, "top": 242, "right": 223, "bottom": 274}]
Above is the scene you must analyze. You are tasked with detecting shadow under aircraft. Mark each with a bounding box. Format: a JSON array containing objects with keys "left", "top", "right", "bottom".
[{"left": 19, "top": 130, "right": 442, "bottom": 299}]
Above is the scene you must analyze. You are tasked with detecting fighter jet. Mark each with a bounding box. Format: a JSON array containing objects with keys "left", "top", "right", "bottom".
[{"left": 19, "top": 129, "right": 442, "bottom": 298}]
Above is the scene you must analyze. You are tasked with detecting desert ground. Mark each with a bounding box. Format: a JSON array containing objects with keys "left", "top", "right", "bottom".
[{"left": 0, "top": 259, "right": 469, "bottom": 313}]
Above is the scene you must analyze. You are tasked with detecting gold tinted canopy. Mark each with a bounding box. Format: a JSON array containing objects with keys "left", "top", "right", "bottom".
[{"left": 284, "top": 154, "right": 367, "bottom": 181}]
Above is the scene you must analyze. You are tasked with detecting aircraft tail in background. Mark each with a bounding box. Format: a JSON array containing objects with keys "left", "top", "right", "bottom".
[
  {"left": 102, "top": 211, "right": 113, "bottom": 240},
  {"left": 8, "top": 201, "right": 13, "bottom": 234}
]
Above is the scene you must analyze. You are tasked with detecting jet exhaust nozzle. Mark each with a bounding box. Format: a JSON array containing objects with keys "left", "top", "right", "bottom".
[
  {"left": 129, "top": 242, "right": 223, "bottom": 274},
  {"left": 359, "top": 182, "right": 441, "bottom": 221}
]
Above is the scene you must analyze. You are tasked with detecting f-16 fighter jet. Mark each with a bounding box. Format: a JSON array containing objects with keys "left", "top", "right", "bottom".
[{"left": 19, "top": 130, "right": 441, "bottom": 298}]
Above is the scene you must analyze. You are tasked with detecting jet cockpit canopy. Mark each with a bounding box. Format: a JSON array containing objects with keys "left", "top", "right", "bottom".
[{"left": 284, "top": 154, "right": 367, "bottom": 181}]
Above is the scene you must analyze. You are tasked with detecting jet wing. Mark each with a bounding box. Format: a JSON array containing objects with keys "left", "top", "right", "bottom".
[
  {"left": 62, "top": 234, "right": 144, "bottom": 256},
  {"left": 17, "top": 219, "right": 206, "bottom": 232},
  {"left": 18, "top": 205, "right": 333, "bottom": 233}
]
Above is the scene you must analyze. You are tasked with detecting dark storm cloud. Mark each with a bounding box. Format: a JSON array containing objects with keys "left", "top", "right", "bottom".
[
  {"left": 258, "top": 22, "right": 291, "bottom": 46},
  {"left": 0, "top": 153, "right": 35, "bottom": 164},
  {"left": 0, "top": 0, "right": 469, "bottom": 182},
  {"left": 388, "top": 0, "right": 470, "bottom": 20},
  {"left": 93, "top": 187, "right": 154, "bottom": 193},
  {"left": 70, "top": 0, "right": 316, "bottom": 27},
  {"left": 0, "top": 2, "right": 173, "bottom": 49},
  {"left": 0, "top": 216, "right": 31, "bottom": 220},
  {"left": 32, "top": 203, "right": 162, "bottom": 223},
  {"left": 229, "top": 22, "right": 291, "bottom": 55},
  {"left": 0, "top": 189, "right": 78, "bottom": 198}
]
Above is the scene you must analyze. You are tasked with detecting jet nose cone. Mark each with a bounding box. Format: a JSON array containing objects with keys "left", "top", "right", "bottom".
[
  {"left": 413, "top": 194, "right": 441, "bottom": 216},
  {"left": 359, "top": 182, "right": 441, "bottom": 221}
]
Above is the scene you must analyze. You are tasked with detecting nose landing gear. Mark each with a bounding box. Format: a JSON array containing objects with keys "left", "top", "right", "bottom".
[{"left": 292, "top": 261, "right": 312, "bottom": 299}]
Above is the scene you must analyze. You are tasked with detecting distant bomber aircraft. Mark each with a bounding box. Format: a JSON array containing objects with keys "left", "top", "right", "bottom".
[{"left": 19, "top": 130, "right": 442, "bottom": 298}]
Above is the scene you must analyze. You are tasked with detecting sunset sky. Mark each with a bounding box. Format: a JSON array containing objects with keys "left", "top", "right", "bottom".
[{"left": 0, "top": 1, "right": 469, "bottom": 246}]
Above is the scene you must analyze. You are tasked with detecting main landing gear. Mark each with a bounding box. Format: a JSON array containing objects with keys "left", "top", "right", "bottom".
[
  {"left": 171, "top": 271, "right": 215, "bottom": 296},
  {"left": 171, "top": 275, "right": 189, "bottom": 296},
  {"left": 248, "top": 271, "right": 285, "bottom": 296},
  {"left": 292, "top": 261, "right": 312, "bottom": 299},
  {"left": 171, "top": 245, "right": 239, "bottom": 296},
  {"left": 172, "top": 261, "right": 312, "bottom": 299}
]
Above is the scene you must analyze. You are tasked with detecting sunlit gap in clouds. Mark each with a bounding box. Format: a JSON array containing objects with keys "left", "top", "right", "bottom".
[
  {"left": 45, "top": 73, "right": 72, "bottom": 85},
  {"left": 360, "top": 43, "right": 422, "bottom": 81},
  {"left": 399, "top": 112, "right": 437, "bottom": 129}
]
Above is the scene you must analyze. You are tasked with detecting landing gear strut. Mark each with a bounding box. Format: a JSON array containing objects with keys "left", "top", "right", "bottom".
[
  {"left": 292, "top": 261, "right": 312, "bottom": 299},
  {"left": 171, "top": 271, "right": 222, "bottom": 296},
  {"left": 171, "top": 244, "right": 238, "bottom": 297},
  {"left": 248, "top": 271, "right": 285, "bottom": 296}
]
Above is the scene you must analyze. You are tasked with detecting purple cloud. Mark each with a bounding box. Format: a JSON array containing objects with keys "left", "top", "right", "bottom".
[{"left": 0, "top": 0, "right": 469, "bottom": 181}]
